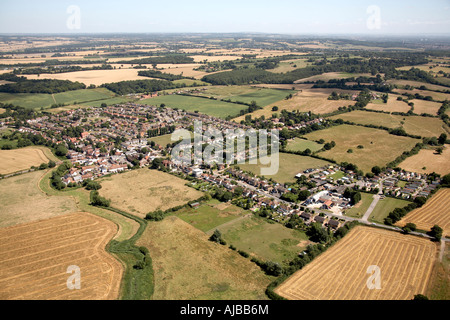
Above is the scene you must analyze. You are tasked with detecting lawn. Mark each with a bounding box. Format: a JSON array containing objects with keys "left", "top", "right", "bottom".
[
  {"left": 169, "top": 199, "right": 247, "bottom": 232},
  {"left": 286, "top": 138, "right": 324, "bottom": 153},
  {"left": 303, "top": 124, "right": 421, "bottom": 173},
  {"left": 149, "top": 132, "right": 193, "bottom": 148},
  {"left": 140, "top": 94, "right": 248, "bottom": 119},
  {"left": 328, "top": 110, "right": 448, "bottom": 138},
  {"left": 235, "top": 152, "right": 332, "bottom": 184},
  {"left": 344, "top": 192, "right": 374, "bottom": 219},
  {"left": 368, "top": 197, "right": 411, "bottom": 224},
  {"left": 216, "top": 215, "right": 310, "bottom": 266}
]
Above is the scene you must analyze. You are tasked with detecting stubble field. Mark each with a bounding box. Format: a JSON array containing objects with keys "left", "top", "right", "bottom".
[
  {"left": 275, "top": 226, "right": 437, "bottom": 300},
  {"left": 0, "top": 147, "right": 52, "bottom": 175}
]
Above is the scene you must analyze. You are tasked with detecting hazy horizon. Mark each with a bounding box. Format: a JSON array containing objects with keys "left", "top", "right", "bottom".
[{"left": 1, "top": 0, "right": 450, "bottom": 35}]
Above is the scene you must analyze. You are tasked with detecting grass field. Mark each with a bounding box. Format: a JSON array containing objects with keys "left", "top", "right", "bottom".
[
  {"left": 364, "top": 94, "right": 411, "bottom": 113},
  {"left": 399, "top": 145, "right": 450, "bottom": 176},
  {"left": 328, "top": 110, "right": 448, "bottom": 138},
  {"left": 396, "top": 188, "right": 450, "bottom": 237},
  {"left": 235, "top": 152, "right": 332, "bottom": 184},
  {"left": 149, "top": 132, "right": 193, "bottom": 148},
  {"left": 194, "top": 85, "right": 295, "bottom": 107},
  {"left": 369, "top": 197, "right": 411, "bottom": 224},
  {"left": 393, "top": 89, "right": 450, "bottom": 102},
  {"left": 295, "top": 72, "right": 370, "bottom": 83},
  {"left": 0, "top": 212, "right": 123, "bottom": 300},
  {"left": 286, "top": 138, "right": 324, "bottom": 153},
  {"left": 0, "top": 146, "right": 53, "bottom": 175},
  {"left": 426, "top": 242, "right": 450, "bottom": 300},
  {"left": 267, "top": 59, "right": 312, "bottom": 73},
  {"left": 408, "top": 99, "right": 442, "bottom": 115},
  {"left": 233, "top": 88, "right": 356, "bottom": 121},
  {"left": 387, "top": 80, "right": 450, "bottom": 92},
  {"left": 136, "top": 216, "right": 272, "bottom": 300},
  {"left": 344, "top": 192, "right": 374, "bottom": 219},
  {"left": 0, "top": 170, "right": 78, "bottom": 228},
  {"left": 170, "top": 199, "right": 247, "bottom": 232},
  {"left": 216, "top": 215, "right": 310, "bottom": 266},
  {"left": 275, "top": 226, "right": 437, "bottom": 300},
  {"left": 0, "top": 88, "right": 118, "bottom": 109},
  {"left": 140, "top": 94, "right": 248, "bottom": 119},
  {"left": 99, "top": 168, "right": 204, "bottom": 218},
  {"left": 303, "top": 125, "right": 421, "bottom": 173}
]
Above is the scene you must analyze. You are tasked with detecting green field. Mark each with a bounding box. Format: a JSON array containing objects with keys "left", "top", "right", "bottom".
[
  {"left": 286, "top": 138, "right": 324, "bottom": 153},
  {"left": 235, "top": 152, "right": 332, "bottom": 184},
  {"left": 217, "top": 215, "right": 310, "bottom": 265},
  {"left": 303, "top": 125, "right": 421, "bottom": 173},
  {"left": 0, "top": 88, "right": 121, "bottom": 109},
  {"left": 140, "top": 94, "right": 248, "bottom": 118},
  {"left": 149, "top": 132, "right": 193, "bottom": 148},
  {"left": 328, "top": 110, "right": 448, "bottom": 138},
  {"left": 170, "top": 199, "right": 247, "bottom": 232},
  {"left": 368, "top": 197, "right": 411, "bottom": 224},
  {"left": 344, "top": 192, "right": 374, "bottom": 219}
]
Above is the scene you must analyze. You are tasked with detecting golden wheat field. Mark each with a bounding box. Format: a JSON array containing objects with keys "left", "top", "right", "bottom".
[
  {"left": 396, "top": 188, "right": 450, "bottom": 237},
  {"left": 399, "top": 146, "right": 450, "bottom": 176},
  {"left": 0, "top": 147, "right": 51, "bottom": 175},
  {"left": 275, "top": 226, "right": 437, "bottom": 300},
  {"left": 0, "top": 212, "right": 123, "bottom": 300}
]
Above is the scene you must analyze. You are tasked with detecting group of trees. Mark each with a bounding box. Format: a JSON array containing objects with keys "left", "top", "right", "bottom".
[
  {"left": 101, "top": 79, "right": 185, "bottom": 95},
  {"left": 116, "top": 55, "right": 194, "bottom": 65},
  {"left": 0, "top": 77, "right": 86, "bottom": 94},
  {"left": 138, "top": 70, "right": 190, "bottom": 81}
]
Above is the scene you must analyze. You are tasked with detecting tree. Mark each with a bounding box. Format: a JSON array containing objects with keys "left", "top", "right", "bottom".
[
  {"left": 209, "top": 229, "right": 225, "bottom": 245},
  {"left": 55, "top": 144, "right": 68, "bottom": 157},
  {"left": 48, "top": 160, "right": 56, "bottom": 168},
  {"left": 85, "top": 180, "right": 102, "bottom": 190},
  {"left": 438, "top": 133, "right": 447, "bottom": 145},
  {"left": 413, "top": 294, "right": 429, "bottom": 300},
  {"left": 145, "top": 210, "right": 165, "bottom": 221},
  {"left": 428, "top": 225, "right": 443, "bottom": 241},
  {"left": 271, "top": 106, "right": 278, "bottom": 111},
  {"left": 371, "top": 166, "right": 382, "bottom": 175},
  {"left": 402, "top": 223, "right": 416, "bottom": 234}
]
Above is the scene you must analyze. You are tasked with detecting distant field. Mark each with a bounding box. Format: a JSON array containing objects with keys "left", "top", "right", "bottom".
[
  {"left": 99, "top": 168, "right": 204, "bottom": 218},
  {"left": 369, "top": 197, "right": 411, "bottom": 224},
  {"left": 344, "top": 192, "right": 374, "bottom": 219},
  {"left": 233, "top": 88, "right": 356, "bottom": 121},
  {"left": 136, "top": 216, "right": 271, "bottom": 300},
  {"left": 295, "top": 72, "right": 371, "bottom": 83},
  {"left": 408, "top": 99, "right": 442, "bottom": 115},
  {"left": 0, "top": 88, "right": 118, "bottom": 109},
  {"left": 170, "top": 199, "right": 247, "bottom": 232},
  {"left": 0, "top": 212, "right": 123, "bottom": 300},
  {"left": 399, "top": 145, "right": 450, "bottom": 176},
  {"left": 267, "top": 59, "right": 312, "bottom": 73},
  {"left": 194, "top": 85, "right": 295, "bottom": 107},
  {"left": 396, "top": 188, "right": 450, "bottom": 236},
  {"left": 303, "top": 125, "right": 421, "bottom": 173},
  {"left": 0, "top": 108, "right": 5, "bottom": 114},
  {"left": 140, "top": 94, "right": 248, "bottom": 119},
  {"left": 393, "top": 88, "right": 450, "bottom": 102},
  {"left": 365, "top": 93, "right": 411, "bottom": 113},
  {"left": 275, "top": 226, "right": 437, "bottom": 300},
  {"left": 0, "top": 146, "right": 51, "bottom": 175},
  {"left": 387, "top": 80, "right": 450, "bottom": 92},
  {"left": 235, "top": 152, "right": 332, "bottom": 184},
  {"left": 217, "top": 215, "right": 310, "bottom": 266},
  {"left": 0, "top": 170, "right": 77, "bottom": 228},
  {"left": 286, "top": 138, "right": 324, "bottom": 153},
  {"left": 328, "top": 110, "right": 448, "bottom": 137},
  {"left": 25, "top": 68, "right": 149, "bottom": 86}
]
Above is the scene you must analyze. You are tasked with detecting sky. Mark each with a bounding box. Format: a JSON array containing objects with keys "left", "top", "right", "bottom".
[{"left": 0, "top": 0, "right": 450, "bottom": 35}]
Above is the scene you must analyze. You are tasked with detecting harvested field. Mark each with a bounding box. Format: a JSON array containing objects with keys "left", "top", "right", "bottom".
[
  {"left": 387, "top": 80, "right": 450, "bottom": 92},
  {"left": 136, "top": 216, "right": 271, "bottom": 300},
  {"left": 409, "top": 99, "right": 442, "bottom": 115},
  {"left": 295, "top": 72, "right": 371, "bottom": 83},
  {"left": 25, "top": 68, "right": 149, "bottom": 86},
  {"left": 365, "top": 94, "right": 411, "bottom": 113},
  {"left": 399, "top": 145, "right": 450, "bottom": 176},
  {"left": 396, "top": 188, "right": 450, "bottom": 237},
  {"left": 275, "top": 226, "right": 437, "bottom": 300},
  {"left": 393, "top": 89, "right": 450, "bottom": 102},
  {"left": 303, "top": 125, "right": 420, "bottom": 173},
  {"left": 328, "top": 110, "right": 448, "bottom": 137},
  {"left": 0, "top": 147, "right": 51, "bottom": 175},
  {"left": 99, "top": 168, "right": 204, "bottom": 218},
  {"left": 0, "top": 212, "right": 123, "bottom": 300}
]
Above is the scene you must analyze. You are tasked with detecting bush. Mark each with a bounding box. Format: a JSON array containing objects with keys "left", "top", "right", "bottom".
[
  {"left": 85, "top": 180, "right": 102, "bottom": 190},
  {"left": 145, "top": 210, "right": 165, "bottom": 221}
]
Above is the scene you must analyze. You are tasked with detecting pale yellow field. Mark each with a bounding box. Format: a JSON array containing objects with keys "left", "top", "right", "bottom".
[
  {"left": 190, "top": 55, "right": 241, "bottom": 62},
  {"left": 25, "top": 68, "right": 149, "bottom": 86},
  {"left": 365, "top": 94, "right": 411, "bottom": 113},
  {"left": 399, "top": 145, "right": 450, "bottom": 176},
  {"left": 295, "top": 72, "right": 371, "bottom": 83},
  {"left": 0, "top": 170, "right": 78, "bottom": 228},
  {"left": 0, "top": 108, "right": 5, "bottom": 114},
  {"left": 0, "top": 147, "right": 51, "bottom": 175},
  {"left": 275, "top": 226, "right": 437, "bottom": 300},
  {"left": 396, "top": 188, "right": 450, "bottom": 237},
  {"left": 99, "top": 168, "right": 204, "bottom": 218},
  {"left": 408, "top": 99, "right": 442, "bottom": 115},
  {"left": 393, "top": 89, "right": 450, "bottom": 102},
  {"left": 0, "top": 212, "right": 123, "bottom": 300},
  {"left": 387, "top": 80, "right": 450, "bottom": 92}
]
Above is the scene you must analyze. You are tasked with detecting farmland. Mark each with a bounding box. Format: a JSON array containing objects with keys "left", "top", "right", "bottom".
[
  {"left": 399, "top": 145, "right": 450, "bottom": 176},
  {"left": 170, "top": 199, "right": 247, "bottom": 233},
  {"left": 0, "top": 146, "right": 53, "bottom": 175},
  {"left": 286, "top": 138, "right": 324, "bottom": 153},
  {"left": 98, "top": 168, "right": 204, "bottom": 218},
  {"left": 396, "top": 188, "right": 450, "bottom": 236},
  {"left": 0, "top": 170, "right": 78, "bottom": 228},
  {"left": 327, "top": 110, "right": 448, "bottom": 137},
  {"left": 136, "top": 216, "right": 271, "bottom": 300},
  {"left": 369, "top": 197, "right": 412, "bottom": 224},
  {"left": 303, "top": 125, "right": 421, "bottom": 173},
  {"left": 140, "top": 94, "right": 248, "bottom": 119},
  {"left": 235, "top": 152, "right": 332, "bottom": 184},
  {"left": 216, "top": 215, "right": 310, "bottom": 266},
  {"left": 364, "top": 94, "right": 412, "bottom": 113},
  {"left": 0, "top": 212, "right": 123, "bottom": 300},
  {"left": 275, "top": 226, "right": 437, "bottom": 300}
]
